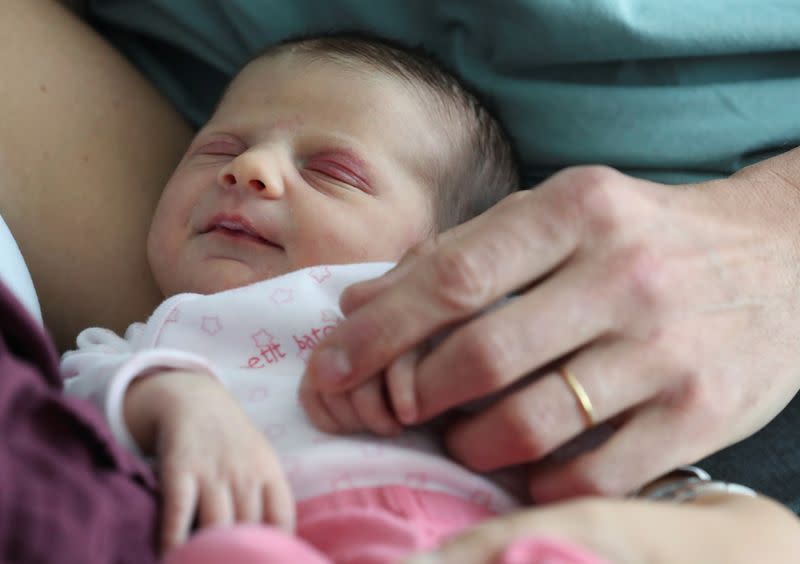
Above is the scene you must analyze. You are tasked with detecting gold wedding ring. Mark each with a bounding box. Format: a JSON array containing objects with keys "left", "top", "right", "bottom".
[{"left": 559, "top": 365, "right": 596, "bottom": 428}]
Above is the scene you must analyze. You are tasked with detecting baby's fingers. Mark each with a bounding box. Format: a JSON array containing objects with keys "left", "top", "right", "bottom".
[
  {"left": 261, "top": 475, "right": 296, "bottom": 532},
  {"left": 299, "top": 375, "right": 343, "bottom": 433},
  {"left": 197, "top": 480, "right": 234, "bottom": 529},
  {"left": 160, "top": 471, "right": 199, "bottom": 553},
  {"left": 350, "top": 377, "right": 403, "bottom": 436},
  {"left": 233, "top": 480, "right": 263, "bottom": 523}
]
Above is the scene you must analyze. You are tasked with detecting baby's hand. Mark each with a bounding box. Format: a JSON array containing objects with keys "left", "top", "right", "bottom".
[
  {"left": 125, "top": 370, "right": 294, "bottom": 553},
  {"left": 300, "top": 348, "right": 421, "bottom": 436}
]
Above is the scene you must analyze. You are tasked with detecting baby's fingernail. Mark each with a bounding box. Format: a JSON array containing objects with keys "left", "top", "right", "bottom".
[{"left": 313, "top": 346, "right": 351, "bottom": 383}]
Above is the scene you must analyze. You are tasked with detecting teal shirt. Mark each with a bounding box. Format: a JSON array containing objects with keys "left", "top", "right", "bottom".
[
  {"left": 87, "top": 0, "right": 800, "bottom": 512},
  {"left": 87, "top": 0, "right": 800, "bottom": 186}
]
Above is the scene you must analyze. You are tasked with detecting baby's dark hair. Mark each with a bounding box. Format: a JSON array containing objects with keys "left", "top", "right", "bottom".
[{"left": 256, "top": 32, "right": 520, "bottom": 230}]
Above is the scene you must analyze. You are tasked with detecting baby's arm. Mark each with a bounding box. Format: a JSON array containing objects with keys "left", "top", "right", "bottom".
[
  {"left": 62, "top": 326, "right": 294, "bottom": 552},
  {"left": 125, "top": 370, "right": 294, "bottom": 551}
]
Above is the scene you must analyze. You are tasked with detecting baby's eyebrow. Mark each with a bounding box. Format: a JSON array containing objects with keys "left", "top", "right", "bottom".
[{"left": 270, "top": 115, "right": 305, "bottom": 131}]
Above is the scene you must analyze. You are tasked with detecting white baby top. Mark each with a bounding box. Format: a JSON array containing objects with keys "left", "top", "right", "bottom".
[{"left": 62, "top": 263, "right": 522, "bottom": 513}]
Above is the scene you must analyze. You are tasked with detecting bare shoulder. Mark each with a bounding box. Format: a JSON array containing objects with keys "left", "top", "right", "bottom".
[{"left": 0, "top": 0, "right": 192, "bottom": 350}]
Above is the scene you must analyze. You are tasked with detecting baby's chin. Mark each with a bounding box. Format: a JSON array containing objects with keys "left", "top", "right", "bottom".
[{"left": 157, "top": 264, "right": 291, "bottom": 297}]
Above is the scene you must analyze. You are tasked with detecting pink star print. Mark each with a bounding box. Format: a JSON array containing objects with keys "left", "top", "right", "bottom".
[
  {"left": 270, "top": 288, "right": 293, "bottom": 304},
  {"left": 200, "top": 316, "right": 223, "bottom": 336},
  {"left": 320, "top": 309, "right": 341, "bottom": 324},
  {"left": 165, "top": 308, "right": 180, "bottom": 323},
  {"left": 251, "top": 329, "right": 276, "bottom": 348},
  {"left": 309, "top": 266, "right": 332, "bottom": 284}
]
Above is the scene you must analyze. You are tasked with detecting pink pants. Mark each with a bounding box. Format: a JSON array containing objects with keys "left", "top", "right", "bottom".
[{"left": 166, "top": 486, "right": 606, "bottom": 564}]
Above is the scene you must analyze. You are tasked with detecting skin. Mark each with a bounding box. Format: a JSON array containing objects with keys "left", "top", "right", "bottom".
[
  {"left": 401, "top": 493, "right": 800, "bottom": 564},
  {"left": 148, "top": 51, "right": 437, "bottom": 296},
  {"left": 304, "top": 150, "right": 800, "bottom": 502},
  {"left": 127, "top": 50, "right": 442, "bottom": 551},
  {"left": 0, "top": 0, "right": 190, "bottom": 352},
  {"left": 6, "top": 2, "right": 800, "bottom": 560}
]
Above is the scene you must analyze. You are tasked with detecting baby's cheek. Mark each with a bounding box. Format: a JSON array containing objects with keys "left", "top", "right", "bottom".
[{"left": 300, "top": 226, "right": 380, "bottom": 265}]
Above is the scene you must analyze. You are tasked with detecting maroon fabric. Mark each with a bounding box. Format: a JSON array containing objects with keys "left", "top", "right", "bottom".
[{"left": 0, "top": 281, "right": 160, "bottom": 563}]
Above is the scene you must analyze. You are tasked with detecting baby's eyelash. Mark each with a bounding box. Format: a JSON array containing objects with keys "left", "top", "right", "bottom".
[
  {"left": 196, "top": 141, "right": 244, "bottom": 156},
  {"left": 305, "top": 161, "right": 362, "bottom": 187},
  {"left": 303, "top": 154, "right": 371, "bottom": 192}
]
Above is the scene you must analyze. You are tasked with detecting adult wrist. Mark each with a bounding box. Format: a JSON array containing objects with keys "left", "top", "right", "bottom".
[{"left": 633, "top": 465, "right": 757, "bottom": 504}]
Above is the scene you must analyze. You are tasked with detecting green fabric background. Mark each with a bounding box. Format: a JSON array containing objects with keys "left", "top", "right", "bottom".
[
  {"left": 88, "top": 0, "right": 800, "bottom": 186},
  {"left": 87, "top": 0, "right": 800, "bottom": 511}
]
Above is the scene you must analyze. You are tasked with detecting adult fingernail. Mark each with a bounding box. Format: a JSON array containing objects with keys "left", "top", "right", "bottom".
[{"left": 313, "top": 346, "right": 351, "bottom": 384}]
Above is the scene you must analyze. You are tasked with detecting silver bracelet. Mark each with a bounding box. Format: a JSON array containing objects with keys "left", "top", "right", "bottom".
[{"left": 635, "top": 465, "right": 757, "bottom": 503}]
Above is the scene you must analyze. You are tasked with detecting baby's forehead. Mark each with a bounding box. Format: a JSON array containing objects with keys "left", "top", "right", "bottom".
[
  {"left": 236, "top": 48, "right": 442, "bottom": 102},
  {"left": 217, "top": 49, "right": 455, "bottom": 146}
]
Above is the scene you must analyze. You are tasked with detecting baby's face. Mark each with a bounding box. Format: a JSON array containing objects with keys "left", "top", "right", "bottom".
[{"left": 148, "top": 52, "right": 441, "bottom": 296}]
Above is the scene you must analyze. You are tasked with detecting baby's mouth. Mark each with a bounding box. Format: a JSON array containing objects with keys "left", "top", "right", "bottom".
[{"left": 202, "top": 216, "right": 283, "bottom": 249}]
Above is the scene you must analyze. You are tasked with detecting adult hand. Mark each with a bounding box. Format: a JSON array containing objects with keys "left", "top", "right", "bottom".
[
  {"left": 125, "top": 370, "right": 294, "bottom": 553},
  {"left": 401, "top": 494, "right": 800, "bottom": 564},
  {"left": 304, "top": 150, "right": 800, "bottom": 500}
]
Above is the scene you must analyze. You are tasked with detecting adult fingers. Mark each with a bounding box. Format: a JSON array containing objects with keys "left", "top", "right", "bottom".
[
  {"left": 159, "top": 470, "right": 199, "bottom": 552},
  {"left": 386, "top": 349, "right": 422, "bottom": 425},
  {"left": 306, "top": 180, "right": 584, "bottom": 393},
  {"left": 410, "top": 244, "right": 644, "bottom": 422},
  {"left": 527, "top": 404, "right": 699, "bottom": 502},
  {"left": 338, "top": 241, "right": 428, "bottom": 316},
  {"left": 443, "top": 338, "right": 668, "bottom": 472}
]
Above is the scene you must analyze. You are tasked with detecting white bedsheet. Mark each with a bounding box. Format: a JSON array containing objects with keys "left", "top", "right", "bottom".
[{"left": 0, "top": 213, "right": 42, "bottom": 323}]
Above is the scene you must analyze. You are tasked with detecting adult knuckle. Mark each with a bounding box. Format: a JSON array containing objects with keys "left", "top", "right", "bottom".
[
  {"left": 612, "top": 246, "right": 669, "bottom": 314},
  {"left": 564, "top": 164, "right": 621, "bottom": 188},
  {"left": 460, "top": 325, "right": 516, "bottom": 390},
  {"left": 668, "top": 369, "right": 734, "bottom": 434},
  {"left": 498, "top": 402, "right": 549, "bottom": 460},
  {"left": 430, "top": 245, "right": 492, "bottom": 313},
  {"left": 567, "top": 166, "right": 628, "bottom": 236}
]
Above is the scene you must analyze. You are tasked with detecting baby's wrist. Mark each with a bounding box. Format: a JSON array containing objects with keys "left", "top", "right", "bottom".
[{"left": 124, "top": 368, "right": 217, "bottom": 454}]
